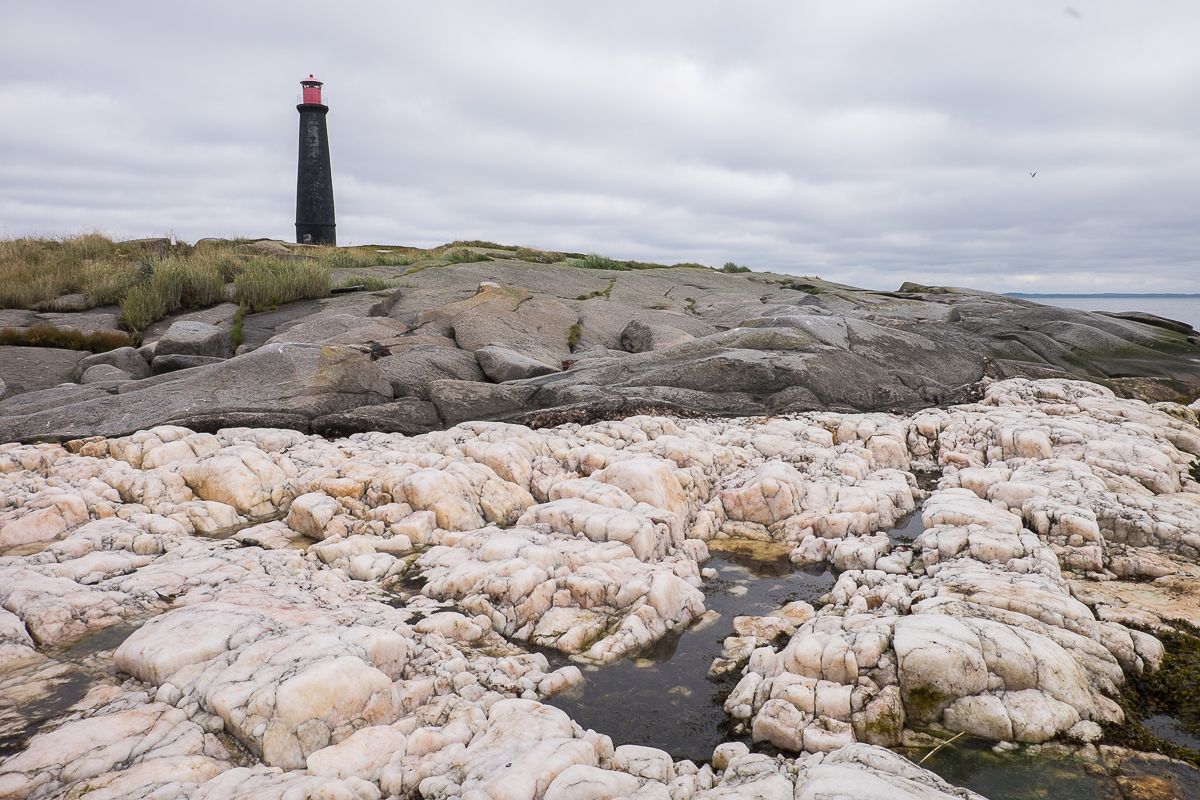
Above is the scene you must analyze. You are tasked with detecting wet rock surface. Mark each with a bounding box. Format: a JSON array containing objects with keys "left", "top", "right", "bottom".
[{"left": 0, "top": 377, "right": 1198, "bottom": 798}]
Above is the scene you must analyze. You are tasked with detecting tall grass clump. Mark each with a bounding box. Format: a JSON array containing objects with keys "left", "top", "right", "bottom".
[
  {"left": 80, "top": 260, "right": 140, "bottom": 306},
  {"left": 0, "top": 324, "right": 131, "bottom": 353},
  {"left": 569, "top": 254, "right": 670, "bottom": 271},
  {"left": 571, "top": 254, "right": 629, "bottom": 271},
  {"left": 442, "top": 248, "right": 491, "bottom": 265},
  {"left": 334, "top": 275, "right": 399, "bottom": 292},
  {"left": 118, "top": 256, "right": 226, "bottom": 331},
  {"left": 233, "top": 258, "right": 330, "bottom": 311},
  {"left": 720, "top": 262, "right": 751, "bottom": 273},
  {"left": 0, "top": 233, "right": 123, "bottom": 308},
  {"left": 514, "top": 247, "right": 565, "bottom": 264}
]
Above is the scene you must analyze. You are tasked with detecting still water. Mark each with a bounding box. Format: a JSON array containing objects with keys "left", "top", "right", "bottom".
[{"left": 1016, "top": 295, "right": 1200, "bottom": 330}]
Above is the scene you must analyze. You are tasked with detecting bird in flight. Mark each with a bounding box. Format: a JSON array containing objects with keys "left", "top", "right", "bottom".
[{"left": 1030, "top": 171, "right": 1037, "bottom": 178}]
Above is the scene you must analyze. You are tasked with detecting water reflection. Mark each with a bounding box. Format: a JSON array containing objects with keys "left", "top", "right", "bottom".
[{"left": 545, "top": 545, "right": 835, "bottom": 762}]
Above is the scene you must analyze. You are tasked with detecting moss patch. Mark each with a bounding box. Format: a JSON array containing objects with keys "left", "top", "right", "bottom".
[{"left": 1104, "top": 623, "right": 1200, "bottom": 767}]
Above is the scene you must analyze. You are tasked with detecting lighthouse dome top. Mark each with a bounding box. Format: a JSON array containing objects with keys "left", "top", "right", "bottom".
[{"left": 299, "top": 76, "right": 325, "bottom": 105}]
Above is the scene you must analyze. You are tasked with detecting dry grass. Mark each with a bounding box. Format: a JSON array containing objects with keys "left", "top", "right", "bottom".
[
  {"left": 0, "top": 234, "right": 345, "bottom": 331},
  {"left": 233, "top": 258, "right": 330, "bottom": 311},
  {"left": 0, "top": 234, "right": 717, "bottom": 337},
  {"left": 0, "top": 234, "right": 126, "bottom": 308},
  {"left": 0, "top": 324, "right": 131, "bottom": 352}
]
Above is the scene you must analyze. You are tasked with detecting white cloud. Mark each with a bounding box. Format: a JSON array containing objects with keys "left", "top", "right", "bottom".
[{"left": 1, "top": 1, "right": 1198, "bottom": 292}]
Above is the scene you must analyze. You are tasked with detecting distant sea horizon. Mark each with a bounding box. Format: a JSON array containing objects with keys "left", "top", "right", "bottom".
[{"left": 1007, "top": 293, "right": 1200, "bottom": 329}]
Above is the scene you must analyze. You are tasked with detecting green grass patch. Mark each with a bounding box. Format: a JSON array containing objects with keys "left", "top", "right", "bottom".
[
  {"left": 0, "top": 233, "right": 128, "bottom": 308},
  {"left": 576, "top": 278, "right": 617, "bottom": 301},
  {"left": 446, "top": 240, "right": 518, "bottom": 251},
  {"left": 321, "top": 247, "right": 418, "bottom": 269},
  {"left": 0, "top": 324, "right": 131, "bottom": 353},
  {"left": 567, "top": 322, "right": 582, "bottom": 350},
  {"left": 230, "top": 307, "right": 246, "bottom": 351},
  {"left": 568, "top": 254, "right": 671, "bottom": 271},
  {"left": 118, "top": 255, "right": 229, "bottom": 331},
  {"left": 441, "top": 248, "right": 492, "bottom": 265},
  {"left": 720, "top": 262, "right": 751, "bottom": 273},
  {"left": 233, "top": 258, "right": 330, "bottom": 311},
  {"left": 514, "top": 247, "right": 566, "bottom": 264},
  {"left": 334, "top": 275, "right": 404, "bottom": 292},
  {"left": 778, "top": 279, "right": 824, "bottom": 295}
]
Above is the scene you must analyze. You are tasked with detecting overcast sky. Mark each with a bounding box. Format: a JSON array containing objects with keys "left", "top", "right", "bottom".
[{"left": 3, "top": 2, "right": 1198, "bottom": 293}]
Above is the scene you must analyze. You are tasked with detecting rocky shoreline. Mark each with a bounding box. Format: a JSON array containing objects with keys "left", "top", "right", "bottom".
[
  {"left": 1, "top": 377, "right": 1199, "bottom": 798},
  {"left": 4, "top": 249, "right": 1200, "bottom": 443}
]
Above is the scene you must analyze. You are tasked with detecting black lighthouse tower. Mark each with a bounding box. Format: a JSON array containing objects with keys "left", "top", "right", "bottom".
[{"left": 295, "top": 75, "right": 336, "bottom": 245}]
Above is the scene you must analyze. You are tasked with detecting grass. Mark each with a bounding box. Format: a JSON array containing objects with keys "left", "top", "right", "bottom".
[
  {"left": 720, "top": 262, "right": 751, "bottom": 273},
  {"left": 0, "top": 324, "right": 130, "bottom": 353},
  {"left": 567, "top": 322, "right": 582, "bottom": 350},
  {"left": 571, "top": 254, "right": 639, "bottom": 271},
  {"left": 778, "top": 279, "right": 824, "bottom": 295},
  {"left": 576, "top": 278, "right": 617, "bottom": 301},
  {"left": 446, "top": 240, "right": 518, "bottom": 251},
  {"left": 441, "top": 248, "right": 492, "bottom": 265},
  {"left": 514, "top": 247, "right": 566, "bottom": 264},
  {"left": 233, "top": 257, "right": 330, "bottom": 311},
  {"left": 230, "top": 307, "right": 245, "bottom": 351},
  {"left": 0, "top": 233, "right": 129, "bottom": 308},
  {"left": 321, "top": 247, "right": 419, "bottom": 269},
  {"left": 0, "top": 233, "right": 752, "bottom": 339},
  {"left": 334, "top": 275, "right": 405, "bottom": 292},
  {"left": 119, "top": 254, "right": 230, "bottom": 330}
]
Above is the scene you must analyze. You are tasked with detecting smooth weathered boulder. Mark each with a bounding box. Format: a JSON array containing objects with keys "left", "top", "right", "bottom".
[
  {"left": 80, "top": 363, "right": 132, "bottom": 384},
  {"left": 619, "top": 319, "right": 695, "bottom": 353},
  {"left": 75, "top": 346, "right": 150, "bottom": 380},
  {"left": 151, "top": 353, "right": 227, "bottom": 374},
  {"left": 429, "top": 380, "right": 538, "bottom": 425},
  {"left": 376, "top": 345, "right": 484, "bottom": 398},
  {"left": 155, "top": 320, "right": 230, "bottom": 359},
  {"left": 475, "top": 345, "right": 559, "bottom": 382},
  {"left": 0, "top": 343, "right": 392, "bottom": 441}
]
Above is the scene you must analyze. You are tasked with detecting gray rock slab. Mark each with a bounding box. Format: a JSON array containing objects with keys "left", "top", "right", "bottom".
[
  {"left": 151, "top": 353, "right": 228, "bottom": 375},
  {"left": 80, "top": 364, "right": 132, "bottom": 384},
  {"left": 0, "top": 343, "right": 392, "bottom": 442},
  {"left": 76, "top": 347, "right": 150, "bottom": 380},
  {"left": 155, "top": 320, "right": 231, "bottom": 359},
  {"left": 475, "top": 346, "right": 559, "bottom": 382},
  {"left": 376, "top": 346, "right": 484, "bottom": 399},
  {"left": 429, "top": 380, "right": 538, "bottom": 426},
  {"left": 619, "top": 319, "right": 696, "bottom": 353},
  {"left": 142, "top": 303, "right": 240, "bottom": 343},
  {"left": 312, "top": 398, "right": 443, "bottom": 437},
  {"left": 413, "top": 284, "right": 578, "bottom": 366},
  {"left": 0, "top": 347, "right": 87, "bottom": 397},
  {"left": 0, "top": 383, "right": 116, "bottom": 417}
]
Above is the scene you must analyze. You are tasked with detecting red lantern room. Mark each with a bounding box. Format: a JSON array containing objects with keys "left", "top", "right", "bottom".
[{"left": 300, "top": 75, "right": 323, "bottom": 105}]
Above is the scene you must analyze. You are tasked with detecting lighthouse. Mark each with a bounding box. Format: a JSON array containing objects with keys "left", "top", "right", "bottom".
[{"left": 295, "top": 75, "right": 336, "bottom": 245}]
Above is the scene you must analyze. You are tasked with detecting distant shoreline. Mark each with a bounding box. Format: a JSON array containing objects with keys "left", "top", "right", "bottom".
[{"left": 1008, "top": 292, "right": 1200, "bottom": 298}]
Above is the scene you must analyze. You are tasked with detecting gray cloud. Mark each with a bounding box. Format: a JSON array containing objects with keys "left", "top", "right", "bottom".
[{"left": 2, "top": 1, "right": 1198, "bottom": 292}]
